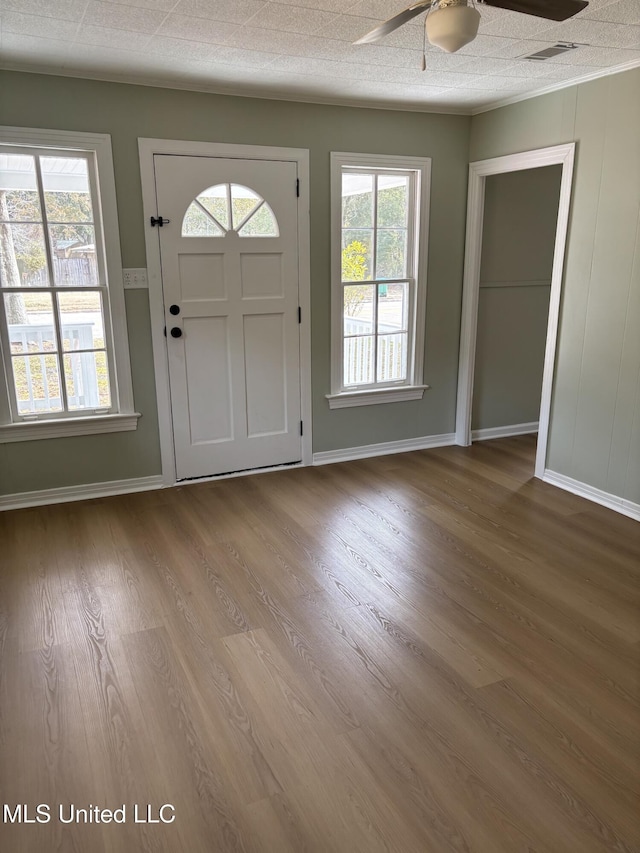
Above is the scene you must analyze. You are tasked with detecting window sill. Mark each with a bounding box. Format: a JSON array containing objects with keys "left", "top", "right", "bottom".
[
  {"left": 326, "top": 385, "right": 429, "bottom": 410},
  {"left": 0, "top": 413, "right": 141, "bottom": 444}
]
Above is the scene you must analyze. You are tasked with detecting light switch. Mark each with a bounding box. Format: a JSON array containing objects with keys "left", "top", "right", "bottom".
[{"left": 123, "top": 268, "right": 148, "bottom": 288}]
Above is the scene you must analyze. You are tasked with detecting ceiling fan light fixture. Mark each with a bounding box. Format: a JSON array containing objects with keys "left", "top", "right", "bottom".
[{"left": 425, "top": 1, "right": 481, "bottom": 53}]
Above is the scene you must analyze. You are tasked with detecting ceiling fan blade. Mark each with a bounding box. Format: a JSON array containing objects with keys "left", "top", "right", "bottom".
[
  {"left": 353, "top": 1, "right": 433, "bottom": 45},
  {"left": 483, "top": 0, "right": 588, "bottom": 22}
]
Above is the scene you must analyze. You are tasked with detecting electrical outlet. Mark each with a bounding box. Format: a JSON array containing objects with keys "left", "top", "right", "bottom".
[{"left": 123, "top": 268, "right": 148, "bottom": 288}]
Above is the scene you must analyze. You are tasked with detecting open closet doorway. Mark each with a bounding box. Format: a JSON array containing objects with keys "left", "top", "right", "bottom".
[{"left": 455, "top": 144, "right": 575, "bottom": 479}]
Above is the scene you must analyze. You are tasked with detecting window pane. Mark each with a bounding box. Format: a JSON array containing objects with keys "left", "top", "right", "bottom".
[
  {"left": 5, "top": 292, "right": 56, "bottom": 354},
  {"left": 230, "top": 184, "right": 261, "bottom": 230},
  {"left": 342, "top": 173, "right": 373, "bottom": 228},
  {"left": 376, "top": 229, "right": 407, "bottom": 280},
  {"left": 64, "top": 351, "right": 111, "bottom": 410},
  {"left": 0, "top": 222, "right": 50, "bottom": 287},
  {"left": 0, "top": 154, "right": 42, "bottom": 221},
  {"left": 377, "top": 333, "right": 408, "bottom": 383},
  {"left": 378, "top": 282, "right": 408, "bottom": 333},
  {"left": 344, "top": 336, "right": 374, "bottom": 386},
  {"left": 377, "top": 175, "right": 408, "bottom": 227},
  {"left": 58, "top": 291, "right": 105, "bottom": 350},
  {"left": 238, "top": 202, "right": 278, "bottom": 237},
  {"left": 342, "top": 229, "right": 373, "bottom": 281},
  {"left": 182, "top": 203, "right": 224, "bottom": 237},
  {"left": 41, "top": 156, "right": 93, "bottom": 225},
  {"left": 49, "top": 224, "right": 98, "bottom": 286},
  {"left": 197, "top": 185, "right": 229, "bottom": 230},
  {"left": 344, "top": 284, "right": 374, "bottom": 334},
  {"left": 12, "top": 353, "right": 63, "bottom": 414}
]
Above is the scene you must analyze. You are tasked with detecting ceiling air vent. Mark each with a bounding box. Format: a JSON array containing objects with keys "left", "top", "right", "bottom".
[{"left": 523, "top": 42, "right": 583, "bottom": 60}]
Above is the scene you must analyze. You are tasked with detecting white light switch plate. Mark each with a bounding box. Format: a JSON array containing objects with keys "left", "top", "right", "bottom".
[{"left": 123, "top": 268, "right": 148, "bottom": 289}]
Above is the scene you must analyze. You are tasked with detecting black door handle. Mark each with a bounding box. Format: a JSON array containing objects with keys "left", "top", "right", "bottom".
[
  {"left": 170, "top": 327, "right": 182, "bottom": 338},
  {"left": 169, "top": 304, "right": 180, "bottom": 315}
]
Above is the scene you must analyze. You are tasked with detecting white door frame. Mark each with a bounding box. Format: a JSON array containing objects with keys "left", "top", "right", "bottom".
[
  {"left": 455, "top": 143, "right": 575, "bottom": 479},
  {"left": 138, "top": 138, "right": 312, "bottom": 486}
]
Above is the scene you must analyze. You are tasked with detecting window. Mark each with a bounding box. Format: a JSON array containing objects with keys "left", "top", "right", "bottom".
[
  {"left": 0, "top": 127, "right": 137, "bottom": 442},
  {"left": 182, "top": 183, "right": 278, "bottom": 237},
  {"left": 328, "top": 152, "right": 430, "bottom": 409}
]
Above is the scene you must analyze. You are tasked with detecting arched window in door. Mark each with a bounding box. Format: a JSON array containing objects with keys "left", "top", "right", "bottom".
[{"left": 182, "top": 183, "right": 279, "bottom": 237}]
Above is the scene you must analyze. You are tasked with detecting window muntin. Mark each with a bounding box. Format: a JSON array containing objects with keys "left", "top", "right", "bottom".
[
  {"left": 0, "top": 147, "right": 117, "bottom": 420},
  {"left": 339, "top": 166, "right": 418, "bottom": 391},
  {"left": 182, "top": 183, "right": 279, "bottom": 238}
]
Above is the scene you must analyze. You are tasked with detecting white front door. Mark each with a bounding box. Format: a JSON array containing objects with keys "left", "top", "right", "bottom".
[{"left": 154, "top": 155, "right": 302, "bottom": 479}]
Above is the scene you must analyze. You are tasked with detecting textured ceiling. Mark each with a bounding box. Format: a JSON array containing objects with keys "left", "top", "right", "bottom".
[{"left": 1, "top": 0, "right": 639, "bottom": 113}]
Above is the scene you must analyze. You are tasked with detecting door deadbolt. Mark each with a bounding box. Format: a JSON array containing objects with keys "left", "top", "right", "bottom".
[{"left": 169, "top": 304, "right": 180, "bottom": 315}]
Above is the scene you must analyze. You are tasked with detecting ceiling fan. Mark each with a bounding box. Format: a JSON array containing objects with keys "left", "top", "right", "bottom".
[{"left": 354, "top": 0, "right": 588, "bottom": 55}]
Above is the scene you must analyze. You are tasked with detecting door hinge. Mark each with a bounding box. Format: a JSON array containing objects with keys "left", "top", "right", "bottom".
[
  {"left": 300, "top": 420, "right": 303, "bottom": 436},
  {"left": 150, "top": 215, "right": 170, "bottom": 227},
  {"left": 296, "top": 178, "right": 300, "bottom": 198},
  {"left": 298, "top": 306, "right": 301, "bottom": 324}
]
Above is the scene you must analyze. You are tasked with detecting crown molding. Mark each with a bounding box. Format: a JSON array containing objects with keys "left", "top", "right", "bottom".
[
  {"left": 2, "top": 54, "right": 638, "bottom": 123},
  {"left": 0, "top": 64, "right": 471, "bottom": 116},
  {"left": 471, "top": 57, "right": 640, "bottom": 115}
]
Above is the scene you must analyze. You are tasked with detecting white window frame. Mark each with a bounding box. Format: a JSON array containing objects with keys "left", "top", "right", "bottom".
[
  {"left": 327, "top": 152, "right": 431, "bottom": 409},
  {"left": 0, "top": 126, "right": 138, "bottom": 442}
]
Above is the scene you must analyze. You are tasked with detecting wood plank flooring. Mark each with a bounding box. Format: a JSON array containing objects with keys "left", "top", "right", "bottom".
[{"left": 0, "top": 435, "right": 638, "bottom": 852}]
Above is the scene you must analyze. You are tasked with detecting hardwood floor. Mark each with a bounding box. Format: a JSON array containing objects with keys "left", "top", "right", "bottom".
[{"left": 0, "top": 435, "right": 638, "bottom": 852}]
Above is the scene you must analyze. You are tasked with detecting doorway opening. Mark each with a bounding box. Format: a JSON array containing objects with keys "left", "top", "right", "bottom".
[{"left": 455, "top": 144, "right": 575, "bottom": 479}]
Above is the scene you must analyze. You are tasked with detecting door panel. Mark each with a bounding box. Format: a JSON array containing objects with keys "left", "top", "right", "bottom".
[
  {"left": 179, "top": 253, "right": 226, "bottom": 302},
  {"left": 240, "top": 253, "right": 283, "bottom": 299},
  {"left": 154, "top": 155, "right": 301, "bottom": 478},
  {"left": 184, "top": 316, "right": 232, "bottom": 444},
  {"left": 244, "top": 313, "right": 287, "bottom": 437}
]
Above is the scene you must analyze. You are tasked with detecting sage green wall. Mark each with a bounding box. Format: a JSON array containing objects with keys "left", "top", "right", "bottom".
[
  {"left": 472, "top": 166, "right": 561, "bottom": 431},
  {"left": 4, "top": 68, "right": 636, "bottom": 505},
  {"left": 0, "top": 70, "right": 470, "bottom": 495},
  {"left": 471, "top": 68, "right": 640, "bottom": 504}
]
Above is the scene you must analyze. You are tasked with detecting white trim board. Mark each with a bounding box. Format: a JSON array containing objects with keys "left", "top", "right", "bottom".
[
  {"left": 471, "top": 422, "right": 538, "bottom": 441},
  {"left": 313, "top": 433, "right": 455, "bottom": 466},
  {"left": 543, "top": 470, "right": 640, "bottom": 523},
  {"left": 0, "top": 475, "right": 164, "bottom": 512},
  {"left": 0, "top": 65, "right": 468, "bottom": 117},
  {"left": 2, "top": 55, "right": 639, "bottom": 120},
  {"left": 138, "top": 138, "right": 312, "bottom": 487},
  {"left": 326, "top": 386, "right": 428, "bottom": 409},
  {"left": 0, "top": 413, "right": 140, "bottom": 443},
  {"left": 455, "top": 143, "right": 575, "bottom": 482},
  {"left": 472, "top": 57, "right": 640, "bottom": 116}
]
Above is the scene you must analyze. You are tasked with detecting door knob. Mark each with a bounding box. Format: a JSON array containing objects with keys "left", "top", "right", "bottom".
[
  {"left": 170, "top": 327, "right": 182, "bottom": 338},
  {"left": 169, "top": 304, "right": 180, "bottom": 315}
]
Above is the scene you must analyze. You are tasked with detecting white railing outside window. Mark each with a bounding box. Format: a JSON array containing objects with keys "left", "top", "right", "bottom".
[
  {"left": 343, "top": 314, "right": 407, "bottom": 386},
  {"left": 9, "top": 322, "right": 101, "bottom": 412}
]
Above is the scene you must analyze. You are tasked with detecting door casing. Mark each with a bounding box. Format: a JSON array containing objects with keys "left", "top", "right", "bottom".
[
  {"left": 139, "top": 138, "right": 312, "bottom": 486},
  {"left": 455, "top": 143, "right": 576, "bottom": 480}
]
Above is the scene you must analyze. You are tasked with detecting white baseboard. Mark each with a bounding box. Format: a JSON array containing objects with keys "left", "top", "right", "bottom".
[
  {"left": 313, "top": 433, "right": 456, "bottom": 466},
  {"left": 472, "top": 422, "right": 538, "bottom": 441},
  {"left": 543, "top": 470, "right": 640, "bottom": 522},
  {"left": 0, "top": 474, "right": 164, "bottom": 512}
]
